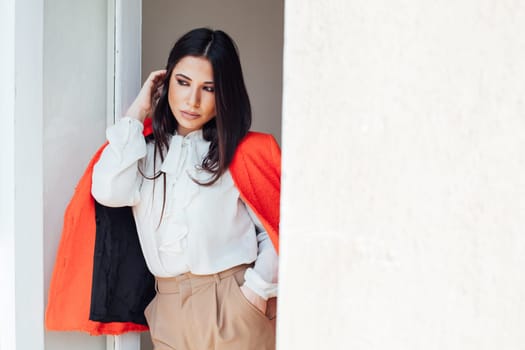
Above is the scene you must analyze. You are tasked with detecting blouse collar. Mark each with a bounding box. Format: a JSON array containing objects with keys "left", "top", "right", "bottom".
[
  {"left": 174, "top": 128, "right": 204, "bottom": 141},
  {"left": 160, "top": 128, "right": 209, "bottom": 174}
]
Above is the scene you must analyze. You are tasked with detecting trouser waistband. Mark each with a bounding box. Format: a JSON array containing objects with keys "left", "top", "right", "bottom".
[{"left": 155, "top": 264, "right": 251, "bottom": 294}]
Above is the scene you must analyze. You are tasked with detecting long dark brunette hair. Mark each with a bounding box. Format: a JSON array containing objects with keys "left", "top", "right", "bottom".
[{"left": 147, "top": 27, "right": 252, "bottom": 188}]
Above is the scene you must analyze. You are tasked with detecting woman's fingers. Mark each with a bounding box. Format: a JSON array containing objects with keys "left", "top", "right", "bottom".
[
  {"left": 143, "top": 70, "right": 167, "bottom": 100},
  {"left": 149, "top": 69, "right": 167, "bottom": 78},
  {"left": 152, "top": 87, "right": 162, "bottom": 107},
  {"left": 149, "top": 71, "right": 166, "bottom": 110},
  {"left": 147, "top": 70, "right": 167, "bottom": 87},
  {"left": 125, "top": 69, "right": 167, "bottom": 122},
  {"left": 156, "top": 83, "right": 164, "bottom": 95},
  {"left": 147, "top": 70, "right": 167, "bottom": 101}
]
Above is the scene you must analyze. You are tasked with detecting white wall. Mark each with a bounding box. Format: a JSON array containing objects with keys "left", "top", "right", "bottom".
[
  {"left": 142, "top": 0, "right": 283, "bottom": 143},
  {"left": 43, "top": 0, "right": 108, "bottom": 349},
  {"left": 0, "top": 0, "right": 45, "bottom": 349},
  {"left": 279, "top": 0, "right": 525, "bottom": 349},
  {"left": 0, "top": 2, "right": 18, "bottom": 349}
]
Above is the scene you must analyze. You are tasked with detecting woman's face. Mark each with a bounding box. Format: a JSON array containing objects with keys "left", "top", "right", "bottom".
[{"left": 168, "top": 56, "right": 216, "bottom": 136}]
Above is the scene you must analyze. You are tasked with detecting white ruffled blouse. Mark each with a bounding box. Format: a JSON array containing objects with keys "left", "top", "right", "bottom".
[{"left": 91, "top": 117, "right": 278, "bottom": 299}]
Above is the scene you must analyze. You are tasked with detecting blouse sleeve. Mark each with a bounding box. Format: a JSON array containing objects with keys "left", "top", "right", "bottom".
[
  {"left": 91, "top": 117, "right": 147, "bottom": 207},
  {"left": 242, "top": 203, "right": 279, "bottom": 300}
]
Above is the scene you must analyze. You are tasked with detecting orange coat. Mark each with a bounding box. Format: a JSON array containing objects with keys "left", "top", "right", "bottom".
[{"left": 45, "top": 120, "right": 281, "bottom": 335}]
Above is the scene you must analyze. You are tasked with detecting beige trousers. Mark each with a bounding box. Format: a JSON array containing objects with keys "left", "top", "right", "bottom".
[{"left": 144, "top": 264, "right": 276, "bottom": 350}]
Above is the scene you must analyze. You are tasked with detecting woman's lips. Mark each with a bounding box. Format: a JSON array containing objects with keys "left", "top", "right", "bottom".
[{"left": 180, "top": 110, "right": 201, "bottom": 120}]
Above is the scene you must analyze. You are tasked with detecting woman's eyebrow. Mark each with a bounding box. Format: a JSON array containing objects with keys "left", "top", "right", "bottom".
[{"left": 175, "top": 73, "right": 214, "bottom": 84}]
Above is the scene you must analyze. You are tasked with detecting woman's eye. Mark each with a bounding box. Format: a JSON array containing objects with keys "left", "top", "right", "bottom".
[
  {"left": 204, "top": 86, "right": 215, "bottom": 93},
  {"left": 177, "top": 79, "right": 189, "bottom": 86}
]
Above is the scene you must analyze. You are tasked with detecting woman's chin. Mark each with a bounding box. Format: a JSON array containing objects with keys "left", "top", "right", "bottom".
[{"left": 175, "top": 120, "right": 200, "bottom": 136}]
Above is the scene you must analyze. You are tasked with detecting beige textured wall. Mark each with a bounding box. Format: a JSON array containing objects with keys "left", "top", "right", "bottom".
[
  {"left": 142, "top": 0, "right": 283, "bottom": 143},
  {"left": 279, "top": 0, "right": 525, "bottom": 349}
]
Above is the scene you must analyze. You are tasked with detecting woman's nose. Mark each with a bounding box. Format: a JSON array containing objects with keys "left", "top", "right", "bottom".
[{"left": 187, "top": 88, "right": 201, "bottom": 108}]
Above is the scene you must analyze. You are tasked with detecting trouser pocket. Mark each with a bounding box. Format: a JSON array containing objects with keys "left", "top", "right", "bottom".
[{"left": 230, "top": 269, "right": 272, "bottom": 322}]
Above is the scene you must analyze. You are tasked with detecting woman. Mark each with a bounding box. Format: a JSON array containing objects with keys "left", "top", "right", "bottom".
[{"left": 91, "top": 28, "right": 279, "bottom": 349}]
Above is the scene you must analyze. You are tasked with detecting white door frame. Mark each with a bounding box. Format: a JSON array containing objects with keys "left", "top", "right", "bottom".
[
  {"left": 106, "top": 0, "right": 142, "bottom": 349},
  {"left": 108, "top": 0, "right": 142, "bottom": 125}
]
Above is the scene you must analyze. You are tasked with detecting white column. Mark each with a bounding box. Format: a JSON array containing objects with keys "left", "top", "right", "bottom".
[
  {"left": 279, "top": 1, "right": 525, "bottom": 349},
  {"left": 114, "top": 0, "right": 142, "bottom": 121},
  {"left": 0, "top": 0, "right": 44, "bottom": 349},
  {"left": 111, "top": 0, "right": 142, "bottom": 348}
]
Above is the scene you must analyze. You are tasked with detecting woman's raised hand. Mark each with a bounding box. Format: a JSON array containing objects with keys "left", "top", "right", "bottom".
[{"left": 125, "top": 70, "right": 167, "bottom": 123}]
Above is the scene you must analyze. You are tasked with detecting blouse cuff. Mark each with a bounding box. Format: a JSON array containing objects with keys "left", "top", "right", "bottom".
[
  {"left": 243, "top": 267, "right": 278, "bottom": 300},
  {"left": 105, "top": 116, "right": 146, "bottom": 162}
]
